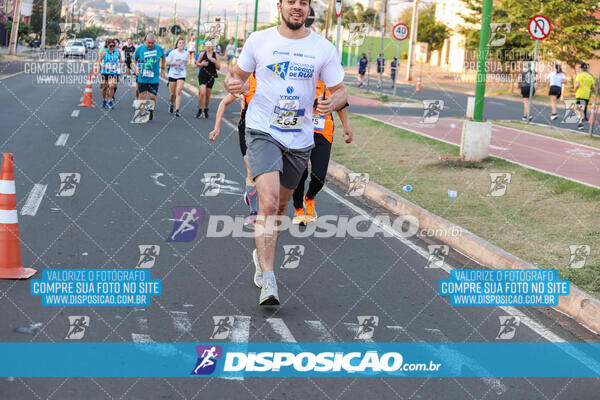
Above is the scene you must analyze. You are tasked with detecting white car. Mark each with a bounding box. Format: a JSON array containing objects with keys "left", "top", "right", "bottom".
[
  {"left": 64, "top": 40, "right": 86, "bottom": 58},
  {"left": 97, "top": 39, "right": 105, "bottom": 50}
]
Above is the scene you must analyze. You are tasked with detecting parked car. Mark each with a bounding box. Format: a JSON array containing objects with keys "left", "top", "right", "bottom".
[{"left": 64, "top": 40, "right": 87, "bottom": 58}]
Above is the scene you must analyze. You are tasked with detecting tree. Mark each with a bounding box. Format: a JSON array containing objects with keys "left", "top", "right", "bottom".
[
  {"left": 399, "top": 3, "right": 449, "bottom": 52},
  {"left": 78, "top": 25, "right": 107, "bottom": 39},
  {"left": 460, "top": 0, "right": 600, "bottom": 74},
  {"left": 30, "top": 0, "right": 62, "bottom": 42}
]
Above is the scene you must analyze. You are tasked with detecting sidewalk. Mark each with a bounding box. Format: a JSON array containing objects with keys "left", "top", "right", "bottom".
[{"left": 358, "top": 114, "right": 600, "bottom": 189}]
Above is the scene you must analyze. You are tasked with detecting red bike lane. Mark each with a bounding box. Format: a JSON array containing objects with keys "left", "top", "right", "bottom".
[{"left": 359, "top": 114, "right": 600, "bottom": 189}]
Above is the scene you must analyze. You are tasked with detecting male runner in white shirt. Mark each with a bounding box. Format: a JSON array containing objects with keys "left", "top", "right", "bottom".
[{"left": 224, "top": 0, "right": 347, "bottom": 306}]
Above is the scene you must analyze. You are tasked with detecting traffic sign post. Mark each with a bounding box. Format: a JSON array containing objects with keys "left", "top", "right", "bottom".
[
  {"left": 526, "top": 15, "right": 551, "bottom": 123},
  {"left": 392, "top": 23, "right": 409, "bottom": 96}
]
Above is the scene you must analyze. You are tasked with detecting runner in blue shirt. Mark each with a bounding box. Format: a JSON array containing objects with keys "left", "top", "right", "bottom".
[
  {"left": 133, "top": 33, "right": 165, "bottom": 121},
  {"left": 358, "top": 53, "right": 368, "bottom": 88}
]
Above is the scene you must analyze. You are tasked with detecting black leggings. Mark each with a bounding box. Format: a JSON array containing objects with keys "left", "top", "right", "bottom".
[{"left": 293, "top": 134, "right": 332, "bottom": 209}]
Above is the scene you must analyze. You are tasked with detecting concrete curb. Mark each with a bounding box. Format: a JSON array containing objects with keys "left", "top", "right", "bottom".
[{"left": 326, "top": 159, "right": 600, "bottom": 334}]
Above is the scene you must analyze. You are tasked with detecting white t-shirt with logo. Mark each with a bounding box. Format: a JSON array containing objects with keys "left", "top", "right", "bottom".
[
  {"left": 546, "top": 71, "right": 566, "bottom": 87},
  {"left": 237, "top": 26, "right": 344, "bottom": 149},
  {"left": 167, "top": 49, "right": 189, "bottom": 79}
]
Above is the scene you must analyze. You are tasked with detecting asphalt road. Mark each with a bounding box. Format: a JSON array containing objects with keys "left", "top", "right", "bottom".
[{"left": 0, "top": 59, "right": 598, "bottom": 399}]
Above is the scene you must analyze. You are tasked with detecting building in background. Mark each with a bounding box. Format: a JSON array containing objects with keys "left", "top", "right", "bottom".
[{"left": 434, "top": 0, "right": 472, "bottom": 73}]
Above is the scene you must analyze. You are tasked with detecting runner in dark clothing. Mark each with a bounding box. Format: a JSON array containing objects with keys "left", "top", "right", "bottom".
[{"left": 195, "top": 40, "right": 221, "bottom": 118}]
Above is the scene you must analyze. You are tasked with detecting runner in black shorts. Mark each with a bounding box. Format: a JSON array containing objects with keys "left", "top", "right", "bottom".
[
  {"left": 195, "top": 40, "right": 221, "bottom": 118},
  {"left": 122, "top": 38, "right": 136, "bottom": 75}
]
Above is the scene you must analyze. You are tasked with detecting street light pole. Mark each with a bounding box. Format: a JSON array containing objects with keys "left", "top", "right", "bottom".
[
  {"left": 472, "top": 0, "right": 493, "bottom": 121},
  {"left": 405, "top": 0, "right": 419, "bottom": 81},
  {"left": 196, "top": 0, "right": 202, "bottom": 51},
  {"left": 41, "top": 0, "right": 47, "bottom": 51}
]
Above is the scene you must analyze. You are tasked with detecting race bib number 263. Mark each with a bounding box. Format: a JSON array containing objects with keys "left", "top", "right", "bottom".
[{"left": 269, "top": 100, "right": 305, "bottom": 132}]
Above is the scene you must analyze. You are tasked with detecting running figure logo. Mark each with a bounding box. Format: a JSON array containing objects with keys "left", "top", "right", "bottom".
[
  {"left": 281, "top": 245, "right": 305, "bottom": 269},
  {"left": 191, "top": 345, "right": 222, "bottom": 375},
  {"left": 65, "top": 316, "right": 90, "bottom": 340},
  {"left": 266, "top": 61, "right": 290, "bottom": 80},
  {"left": 488, "top": 23, "right": 510, "bottom": 47},
  {"left": 137, "top": 245, "right": 160, "bottom": 268},
  {"left": 201, "top": 173, "right": 243, "bottom": 196},
  {"left": 426, "top": 245, "right": 449, "bottom": 269},
  {"left": 57, "top": 173, "right": 80, "bottom": 197},
  {"left": 487, "top": 173, "right": 512, "bottom": 197},
  {"left": 567, "top": 245, "right": 590, "bottom": 269},
  {"left": 346, "top": 23, "right": 370, "bottom": 47},
  {"left": 167, "top": 206, "right": 204, "bottom": 242},
  {"left": 210, "top": 316, "right": 234, "bottom": 340},
  {"left": 496, "top": 316, "right": 520, "bottom": 340},
  {"left": 355, "top": 316, "right": 379, "bottom": 340},
  {"left": 562, "top": 100, "right": 580, "bottom": 124},
  {"left": 422, "top": 100, "right": 444, "bottom": 124},
  {"left": 346, "top": 173, "right": 370, "bottom": 197}
]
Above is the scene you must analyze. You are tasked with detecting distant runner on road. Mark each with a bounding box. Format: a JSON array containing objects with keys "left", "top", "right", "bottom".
[{"left": 224, "top": 0, "right": 347, "bottom": 306}]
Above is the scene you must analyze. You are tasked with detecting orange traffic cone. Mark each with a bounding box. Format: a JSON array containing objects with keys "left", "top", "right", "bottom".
[
  {"left": 0, "top": 154, "right": 36, "bottom": 279},
  {"left": 416, "top": 79, "right": 422, "bottom": 92},
  {"left": 79, "top": 74, "right": 94, "bottom": 107}
]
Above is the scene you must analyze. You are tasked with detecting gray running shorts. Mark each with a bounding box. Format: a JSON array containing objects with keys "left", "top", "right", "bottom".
[{"left": 245, "top": 128, "right": 313, "bottom": 190}]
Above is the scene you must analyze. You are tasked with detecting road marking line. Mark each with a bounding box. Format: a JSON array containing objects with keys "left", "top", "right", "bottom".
[
  {"left": 222, "top": 316, "right": 251, "bottom": 381},
  {"left": 169, "top": 311, "right": 192, "bottom": 335},
  {"left": 55, "top": 133, "right": 69, "bottom": 146},
  {"left": 0, "top": 71, "right": 24, "bottom": 81},
  {"left": 131, "top": 333, "right": 153, "bottom": 343},
  {"left": 71, "top": 110, "right": 79, "bottom": 117},
  {"left": 230, "top": 315, "right": 251, "bottom": 342},
  {"left": 304, "top": 320, "right": 335, "bottom": 342},
  {"left": 266, "top": 317, "right": 297, "bottom": 342},
  {"left": 21, "top": 184, "right": 47, "bottom": 216}
]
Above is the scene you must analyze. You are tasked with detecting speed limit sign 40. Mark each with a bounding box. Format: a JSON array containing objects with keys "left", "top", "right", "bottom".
[{"left": 393, "top": 23, "right": 409, "bottom": 41}]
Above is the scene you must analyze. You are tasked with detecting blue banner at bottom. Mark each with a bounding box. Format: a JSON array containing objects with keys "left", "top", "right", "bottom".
[{"left": 1, "top": 342, "right": 599, "bottom": 378}]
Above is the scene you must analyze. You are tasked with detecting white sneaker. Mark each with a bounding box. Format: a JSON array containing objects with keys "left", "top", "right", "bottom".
[
  {"left": 252, "top": 249, "right": 262, "bottom": 288},
  {"left": 550, "top": 114, "right": 558, "bottom": 120},
  {"left": 259, "top": 275, "right": 280, "bottom": 306}
]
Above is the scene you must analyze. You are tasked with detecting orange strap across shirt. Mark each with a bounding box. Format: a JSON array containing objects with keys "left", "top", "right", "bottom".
[{"left": 312, "top": 80, "right": 334, "bottom": 143}]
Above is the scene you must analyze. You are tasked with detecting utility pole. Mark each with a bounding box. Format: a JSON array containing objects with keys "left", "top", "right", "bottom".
[
  {"left": 405, "top": 0, "right": 419, "bottom": 81},
  {"left": 324, "top": 0, "right": 332, "bottom": 39},
  {"left": 41, "top": 0, "right": 47, "bottom": 51},
  {"left": 378, "top": 0, "right": 388, "bottom": 97},
  {"left": 472, "top": 0, "right": 492, "bottom": 121},
  {"left": 8, "top": 0, "right": 23, "bottom": 55}
]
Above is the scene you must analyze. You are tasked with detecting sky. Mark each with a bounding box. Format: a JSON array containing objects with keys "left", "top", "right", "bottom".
[{"left": 124, "top": 0, "right": 276, "bottom": 22}]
